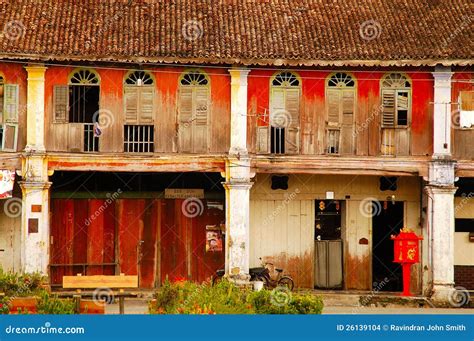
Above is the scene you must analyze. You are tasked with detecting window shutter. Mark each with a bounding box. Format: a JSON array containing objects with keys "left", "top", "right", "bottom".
[
  {"left": 270, "top": 88, "right": 286, "bottom": 126},
  {"left": 4, "top": 84, "right": 19, "bottom": 123},
  {"left": 53, "top": 85, "right": 69, "bottom": 123},
  {"left": 285, "top": 88, "right": 300, "bottom": 127},
  {"left": 193, "top": 87, "right": 209, "bottom": 153},
  {"left": 381, "top": 90, "right": 396, "bottom": 127},
  {"left": 124, "top": 86, "right": 138, "bottom": 124},
  {"left": 327, "top": 89, "right": 341, "bottom": 127},
  {"left": 460, "top": 91, "right": 474, "bottom": 111},
  {"left": 178, "top": 87, "right": 193, "bottom": 152},
  {"left": 139, "top": 87, "right": 154, "bottom": 123},
  {"left": 256, "top": 126, "right": 270, "bottom": 153},
  {"left": 1, "top": 123, "right": 18, "bottom": 151}
]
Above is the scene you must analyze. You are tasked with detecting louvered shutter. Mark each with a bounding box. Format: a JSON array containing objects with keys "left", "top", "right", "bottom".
[
  {"left": 327, "top": 89, "right": 341, "bottom": 127},
  {"left": 1, "top": 123, "right": 18, "bottom": 151},
  {"left": 193, "top": 87, "right": 209, "bottom": 153},
  {"left": 270, "top": 88, "right": 286, "bottom": 127},
  {"left": 139, "top": 86, "right": 154, "bottom": 123},
  {"left": 178, "top": 87, "right": 193, "bottom": 152},
  {"left": 256, "top": 126, "right": 270, "bottom": 153},
  {"left": 4, "top": 84, "right": 19, "bottom": 123},
  {"left": 124, "top": 86, "right": 138, "bottom": 123},
  {"left": 285, "top": 88, "right": 300, "bottom": 154},
  {"left": 381, "top": 90, "right": 396, "bottom": 127},
  {"left": 341, "top": 90, "right": 355, "bottom": 154},
  {"left": 53, "top": 85, "right": 69, "bottom": 123}
]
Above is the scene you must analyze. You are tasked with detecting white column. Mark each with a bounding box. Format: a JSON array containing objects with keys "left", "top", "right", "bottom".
[
  {"left": 225, "top": 68, "right": 252, "bottom": 282},
  {"left": 20, "top": 65, "right": 51, "bottom": 274},
  {"left": 228, "top": 68, "right": 250, "bottom": 156},
  {"left": 425, "top": 161, "right": 456, "bottom": 303},
  {"left": 24, "top": 65, "right": 47, "bottom": 153},
  {"left": 20, "top": 180, "right": 51, "bottom": 274},
  {"left": 431, "top": 65, "right": 453, "bottom": 158}
]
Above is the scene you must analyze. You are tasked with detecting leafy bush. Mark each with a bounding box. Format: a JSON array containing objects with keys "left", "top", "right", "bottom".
[
  {"left": 37, "top": 292, "right": 75, "bottom": 314},
  {"left": 0, "top": 268, "right": 46, "bottom": 297},
  {"left": 149, "top": 279, "right": 323, "bottom": 315}
]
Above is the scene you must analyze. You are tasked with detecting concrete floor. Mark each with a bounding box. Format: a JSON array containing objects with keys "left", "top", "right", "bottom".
[{"left": 104, "top": 299, "right": 473, "bottom": 315}]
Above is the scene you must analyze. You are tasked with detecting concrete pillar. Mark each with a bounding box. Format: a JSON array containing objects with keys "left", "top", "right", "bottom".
[
  {"left": 224, "top": 68, "right": 253, "bottom": 282},
  {"left": 24, "top": 65, "right": 47, "bottom": 153},
  {"left": 431, "top": 65, "right": 453, "bottom": 159},
  {"left": 425, "top": 160, "right": 456, "bottom": 303},
  {"left": 20, "top": 65, "right": 51, "bottom": 274},
  {"left": 228, "top": 68, "right": 250, "bottom": 156}
]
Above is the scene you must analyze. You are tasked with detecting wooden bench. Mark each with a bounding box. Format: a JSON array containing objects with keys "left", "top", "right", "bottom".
[{"left": 63, "top": 274, "right": 138, "bottom": 314}]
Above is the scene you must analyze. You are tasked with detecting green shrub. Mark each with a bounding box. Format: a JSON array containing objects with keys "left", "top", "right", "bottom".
[
  {"left": 0, "top": 268, "right": 46, "bottom": 297},
  {"left": 149, "top": 279, "right": 323, "bottom": 315},
  {"left": 37, "top": 292, "right": 75, "bottom": 314}
]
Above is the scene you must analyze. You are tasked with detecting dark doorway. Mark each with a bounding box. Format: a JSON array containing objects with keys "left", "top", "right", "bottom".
[{"left": 372, "top": 201, "right": 403, "bottom": 292}]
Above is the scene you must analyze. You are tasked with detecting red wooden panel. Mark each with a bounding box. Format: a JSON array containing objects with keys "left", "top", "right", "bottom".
[
  {"left": 86, "top": 199, "right": 105, "bottom": 275},
  {"left": 139, "top": 199, "right": 159, "bottom": 288},
  {"left": 191, "top": 201, "right": 225, "bottom": 283},
  {"left": 117, "top": 199, "right": 142, "bottom": 276},
  {"left": 160, "top": 200, "right": 187, "bottom": 282},
  {"left": 72, "top": 200, "right": 88, "bottom": 275},
  {"left": 103, "top": 200, "right": 116, "bottom": 275}
]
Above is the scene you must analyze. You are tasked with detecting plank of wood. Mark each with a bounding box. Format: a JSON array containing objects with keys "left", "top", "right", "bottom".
[{"left": 63, "top": 275, "right": 138, "bottom": 289}]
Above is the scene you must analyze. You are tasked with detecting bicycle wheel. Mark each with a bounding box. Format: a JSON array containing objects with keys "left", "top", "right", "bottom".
[{"left": 277, "top": 276, "right": 294, "bottom": 291}]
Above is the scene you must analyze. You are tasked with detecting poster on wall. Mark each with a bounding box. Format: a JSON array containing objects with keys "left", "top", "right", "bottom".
[
  {"left": 206, "top": 225, "right": 224, "bottom": 252},
  {"left": 0, "top": 170, "right": 15, "bottom": 199}
]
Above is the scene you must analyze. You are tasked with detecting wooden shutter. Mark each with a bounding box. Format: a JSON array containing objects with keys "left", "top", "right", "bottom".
[
  {"left": 1, "top": 123, "right": 18, "bottom": 151},
  {"left": 340, "top": 90, "right": 355, "bottom": 154},
  {"left": 193, "top": 87, "right": 209, "bottom": 153},
  {"left": 53, "top": 85, "right": 69, "bottom": 123},
  {"left": 270, "top": 88, "right": 286, "bottom": 126},
  {"left": 285, "top": 88, "right": 300, "bottom": 154},
  {"left": 4, "top": 84, "right": 19, "bottom": 123},
  {"left": 178, "top": 87, "right": 193, "bottom": 152},
  {"left": 381, "top": 90, "right": 396, "bottom": 127},
  {"left": 256, "top": 126, "right": 270, "bottom": 153},
  {"left": 460, "top": 91, "right": 474, "bottom": 111},
  {"left": 139, "top": 87, "right": 154, "bottom": 123},
  {"left": 327, "top": 89, "right": 341, "bottom": 127},
  {"left": 124, "top": 86, "right": 138, "bottom": 124}
]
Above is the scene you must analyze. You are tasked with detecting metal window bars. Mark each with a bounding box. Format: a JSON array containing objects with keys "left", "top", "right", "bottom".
[{"left": 124, "top": 125, "right": 154, "bottom": 153}]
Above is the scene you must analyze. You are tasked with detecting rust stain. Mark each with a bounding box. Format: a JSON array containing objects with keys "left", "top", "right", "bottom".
[
  {"left": 262, "top": 251, "right": 313, "bottom": 289},
  {"left": 345, "top": 254, "right": 370, "bottom": 290}
]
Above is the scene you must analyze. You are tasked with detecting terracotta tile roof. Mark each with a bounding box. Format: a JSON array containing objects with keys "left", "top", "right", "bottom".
[{"left": 0, "top": 0, "right": 472, "bottom": 66}]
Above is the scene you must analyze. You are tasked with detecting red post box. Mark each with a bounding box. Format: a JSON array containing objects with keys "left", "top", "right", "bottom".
[{"left": 391, "top": 228, "right": 423, "bottom": 296}]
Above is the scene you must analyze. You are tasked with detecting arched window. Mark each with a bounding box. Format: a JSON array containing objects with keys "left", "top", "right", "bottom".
[
  {"left": 123, "top": 70, "right": 155, "bottom": 124},
  {"left": 269, "top": 71, "right": 301, "bottom": 154},
  {"left": 380, "top": 73, "right": 411, "bottom": 127},
  {"left": 123, "top": 70, "right": 155, "bottom": 153},
  {"left": 67, "top": 68, "right": 100, "bottom": 123},
  {"left": 380, "top": 73, "right": 412, "bottom": 156},
  {"left": 178, "top": 70, "right": 210, "bottom": 153},
  {"left": 326, "top": 72, "right": 356, "bottom": 154}
]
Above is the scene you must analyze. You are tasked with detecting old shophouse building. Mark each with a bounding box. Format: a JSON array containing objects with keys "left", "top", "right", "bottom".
[{"left": 0, "top": 0, "right": 472, "bottom": 303}]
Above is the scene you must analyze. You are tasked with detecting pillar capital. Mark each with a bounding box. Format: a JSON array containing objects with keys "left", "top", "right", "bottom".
[
  {"left": 228, "top": 68, "right": 251, "bottom": 85},
  {"left": 24, "top": 65, "right": 47, "bottom": 80}
]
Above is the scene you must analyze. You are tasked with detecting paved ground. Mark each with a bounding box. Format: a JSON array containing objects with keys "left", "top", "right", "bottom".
[{"left": 104, "top": 299, "right": 473, "bottom": 315}]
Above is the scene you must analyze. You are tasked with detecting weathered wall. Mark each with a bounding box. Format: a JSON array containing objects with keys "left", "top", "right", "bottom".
[
  {"left": 451, "top": 71, "right": 474, "bottom": 160},
  {"left": 44, "top": 66, "right": 230, "bottom": 153},
  {"left": 250, "top": 174, "right": 422, "bottom": 291},
  {"left": 454, "top": 197, "right": 474, "bottom": 266},
  {"left": 0, "top": 197, "right": 21, "bottom": 272},
  {"left": 247, "top": 68, "right": 434, "bottom": 156}
]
